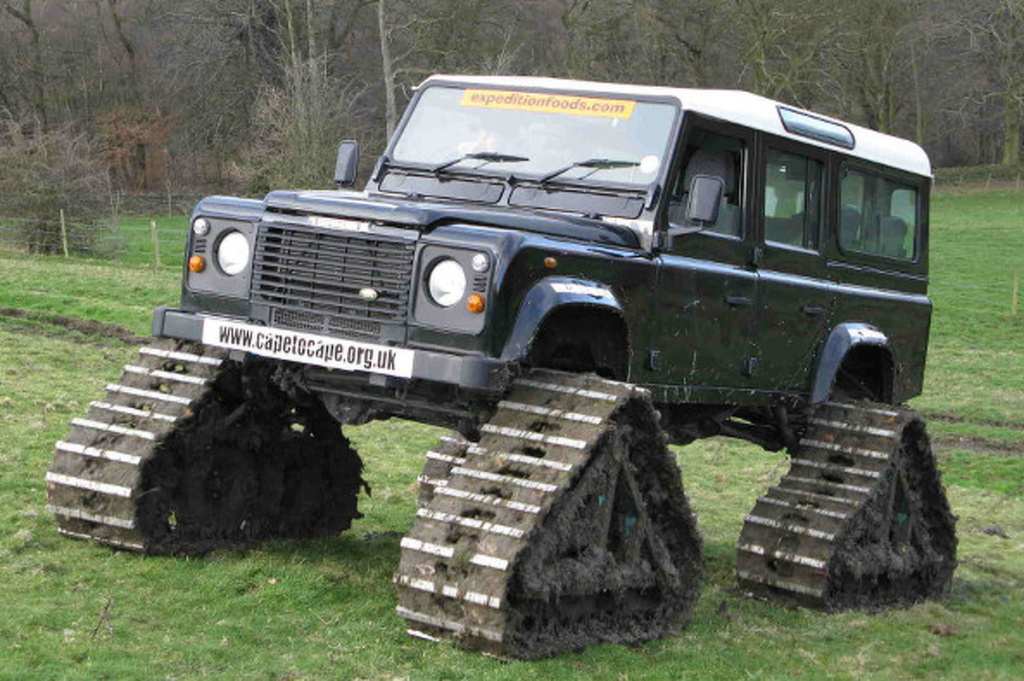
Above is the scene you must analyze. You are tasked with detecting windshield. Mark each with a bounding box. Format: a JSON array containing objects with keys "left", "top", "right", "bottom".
[{"left": 390, "top": 86, "right": 678, "bottom": 188}]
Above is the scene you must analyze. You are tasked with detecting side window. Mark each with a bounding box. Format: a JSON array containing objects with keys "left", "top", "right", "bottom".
[
  {"left": 668, "top": 129, "right": 745, "bottom": 237},
  {"left": 839, "top": 166, "right": 918, "bottom": 260},
  {"left": 764, "top": 148, "right": 823, "bottom": 250}
]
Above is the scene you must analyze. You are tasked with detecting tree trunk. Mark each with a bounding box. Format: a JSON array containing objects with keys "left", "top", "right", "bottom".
[
  {"left": 105, "top": 0, "right": 138, "bottom": 101},
  {"left": 4, "top": 0, "right": 48, "bottom": 129},
  {"left": 284, "top": 0, "right": 299, "bottom": 67},
  {"left": 910, "top": 40, "right": 925, "bottom": 146},
  {"left": 306, "top": 0, "right": 316, "bottom": 60},
  {"left": 1003, "top": 88, "right": 1022, "bottom": 166},
  {"left": 378, "top": 0, "right": 398, "bottom": 139}
]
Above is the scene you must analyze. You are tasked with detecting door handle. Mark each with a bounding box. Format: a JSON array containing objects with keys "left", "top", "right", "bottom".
[
  {"left": 726, "top": 295, "right": 753, "bottom": 307},
  {"left": 801, "top": 304, "right": 828, "bottom": 316}
]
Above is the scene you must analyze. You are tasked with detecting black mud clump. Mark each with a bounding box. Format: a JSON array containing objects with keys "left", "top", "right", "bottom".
[
  {"left": 827, "top": 417, "right": 957, "bottom": 610},
  {"left": 504, "top": 395, "right": 704, "bottom": 660},
  {"left": 135, "top": 359, "right": 366, "bottom": 555}
]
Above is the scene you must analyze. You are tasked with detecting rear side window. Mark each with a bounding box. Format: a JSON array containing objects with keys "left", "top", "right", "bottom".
[
  {"left": 839, "top": 166, "right": 918, "bottom": 260},
  {"left": 764, "top": 148, "right": 823, "bottom": 250}
]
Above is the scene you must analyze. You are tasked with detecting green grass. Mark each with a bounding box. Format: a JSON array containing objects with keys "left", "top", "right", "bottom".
[
  {"left": 0, "top": 252, "right": 180, "bottom": 336},
  {"left": 1, "top": 189, "right": 1023, "bottom": 678},
  {"left": 913, "top": 189, "right": 1024, "bottom": 427},
  {"left": 2, "top": 331, "right": 1021, "bottom": 678},
  {"left": 94, "top": 215, "right": 191, "bottom": 268}
]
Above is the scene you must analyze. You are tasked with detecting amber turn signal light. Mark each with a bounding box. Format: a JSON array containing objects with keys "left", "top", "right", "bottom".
[
  {"left": 188, "top": 255, "right": 206, "bottom": 273},
  {"left": 544, "top": 256, "right": 558, "bottom": 269},
  {"left": 466, "top": 294, "right": 486, "bottom": 314}
]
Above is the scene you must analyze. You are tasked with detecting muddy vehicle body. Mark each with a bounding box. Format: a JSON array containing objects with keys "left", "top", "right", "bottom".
[{"left": 48, "top": 76, "right": 956, "bottom": 658}]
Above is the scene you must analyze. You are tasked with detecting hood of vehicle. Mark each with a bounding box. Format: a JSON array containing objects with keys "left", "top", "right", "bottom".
[{"left": 262, "top": 190, "right": 640, "bottom": 249}]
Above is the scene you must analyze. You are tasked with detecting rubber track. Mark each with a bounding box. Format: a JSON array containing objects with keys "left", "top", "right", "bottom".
[
  {"left": 47, "top": 339, "right": 228, "bottom": 551},
  {"left": 47, "top": 338, "right": 365, "bottom": 554},
  {"left": 736, "top": 400, "right": 957, "bottom": 609},
  {"left": 395, "top": 369, "right": 703, "bottom": 658}
]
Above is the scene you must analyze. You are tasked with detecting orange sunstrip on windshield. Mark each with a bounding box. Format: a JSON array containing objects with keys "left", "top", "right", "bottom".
[{"left": 460, "top": 89, "right": 636, "bottom": 119}]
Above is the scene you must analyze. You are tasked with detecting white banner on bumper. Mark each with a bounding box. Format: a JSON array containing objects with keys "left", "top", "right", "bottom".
[{"left": 201, "top": 318, "right": 415, "bottom": 379}]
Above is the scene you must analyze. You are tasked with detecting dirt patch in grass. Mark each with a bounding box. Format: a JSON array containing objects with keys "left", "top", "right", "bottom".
[
  {"left": 933, "top": 434, "right": 1024, "bottom": 456},
  {"left": 923, "top": 409, "right": 1024, "bottom": 432},
  {"left": 937, "top": 436, "right": 1024, "bottom": 456},
  {"left": 0, "top": 307, "right": 147, "bottom": 344}
]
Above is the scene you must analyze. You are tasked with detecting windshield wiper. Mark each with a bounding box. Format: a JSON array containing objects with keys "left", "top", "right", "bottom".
[
  {"left": 431, "top": 151, "right": 530, "bottom": 173},
  {"left": 538, "top": 158, "right": 640, "bottom": 184}
]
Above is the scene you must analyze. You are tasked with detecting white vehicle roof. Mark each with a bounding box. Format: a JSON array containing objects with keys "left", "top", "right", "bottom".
[{"left": 421, "top": 74, "right": 932, "bottom": 178}]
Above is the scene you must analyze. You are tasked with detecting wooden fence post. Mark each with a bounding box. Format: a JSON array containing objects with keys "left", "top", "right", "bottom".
[
  {"left": 1013, "top": 270, "right": 1020, "bottom": 317},
  {"left": 60, "top": 209, "right": 69, "bottom": 258},
  {"left": 150, "top": 220, "right": 162, "bottom": 269}
]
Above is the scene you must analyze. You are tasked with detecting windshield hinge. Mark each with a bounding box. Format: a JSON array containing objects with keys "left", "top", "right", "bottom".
[
  {"left": 645, "top": 184, "right": 661, "bottom": 210},
  {"left": 372, "top": 155, "right": 390, "bottom": 183}
]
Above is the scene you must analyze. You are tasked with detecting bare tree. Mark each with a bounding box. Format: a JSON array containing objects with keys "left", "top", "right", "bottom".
[
  {"left": 2, "top": 0, "right": 48, "bottom": 128},
  {"left": 944, "top": 0, "right": 1024, "bottom": 164},
  {"left": 378, "top": 0, "right": 399, "bottom": 138},
  {"left": 0, "top": 0, "right": 1020, "bottom": 198},
  {"left": 834, "top": 0, "right": 923, "bottom": 134},
  {"left": 0, "top": 112, "right": 109, "bottom": 253},
  {"left": 241, "top": 56, "right": 367, "bottom": 192},
  {"left": 729, "top": 0, "right": 844, "bottom": 108}
]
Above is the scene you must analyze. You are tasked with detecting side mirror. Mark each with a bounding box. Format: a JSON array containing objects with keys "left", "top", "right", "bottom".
[
  {"left": 658, "top": 174, "right": 725, "bottom": 251},
  {"left": 334, "top": 140, "right": 360, "bottom": 188},
  {"left": 686, "top": 174, "right": 724, "bottom": 224}
]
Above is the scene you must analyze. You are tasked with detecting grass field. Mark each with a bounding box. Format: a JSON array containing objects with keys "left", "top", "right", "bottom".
[{"left": 0, "top": 189, "right": 1022, "bottom": 679}]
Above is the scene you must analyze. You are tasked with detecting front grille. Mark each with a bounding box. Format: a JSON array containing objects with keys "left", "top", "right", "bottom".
[{"left": 251, "top": 222, "right": 416, "bottom": 340}]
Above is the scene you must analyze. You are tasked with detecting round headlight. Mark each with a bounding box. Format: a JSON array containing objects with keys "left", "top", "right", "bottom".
[
  {"left": 427, "top": 259, "right": 467, "bottom": 307},
  {"left": 216, "top": 231, "right": 250, "bottom": 276},
  {"left": 192, "top": 218, "right": 210, "bottom": 236}
]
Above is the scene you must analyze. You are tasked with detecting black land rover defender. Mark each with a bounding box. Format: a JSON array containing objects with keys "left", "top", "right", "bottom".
[{"left": 49, "top": 75, "right": 956, "bottom": 659}]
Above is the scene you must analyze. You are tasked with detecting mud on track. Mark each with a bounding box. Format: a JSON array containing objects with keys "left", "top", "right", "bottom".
[
  {"left": 48, "top": 340, "right": 367, "bottom": 555},
  {"left": 395, "top": 370, "right": 704, "bottom": 659},
  {"left": 737, "top": 402, "right": 957, "bottom": 611}
]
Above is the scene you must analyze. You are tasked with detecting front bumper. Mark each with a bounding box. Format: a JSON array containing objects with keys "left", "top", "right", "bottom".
[{"left": 152, "top": 306, "right": 510, "bottom": 392}]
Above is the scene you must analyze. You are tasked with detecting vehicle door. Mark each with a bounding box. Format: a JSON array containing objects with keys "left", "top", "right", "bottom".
[
  {"left": 825, "top": 161, "right": 932, "bottom": 401},
  {"left": 653, "top": 119, "right": 759, "bottom": 395},
  {"left": 750, "top": 139, "right": 834, "bottom": 393}
]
